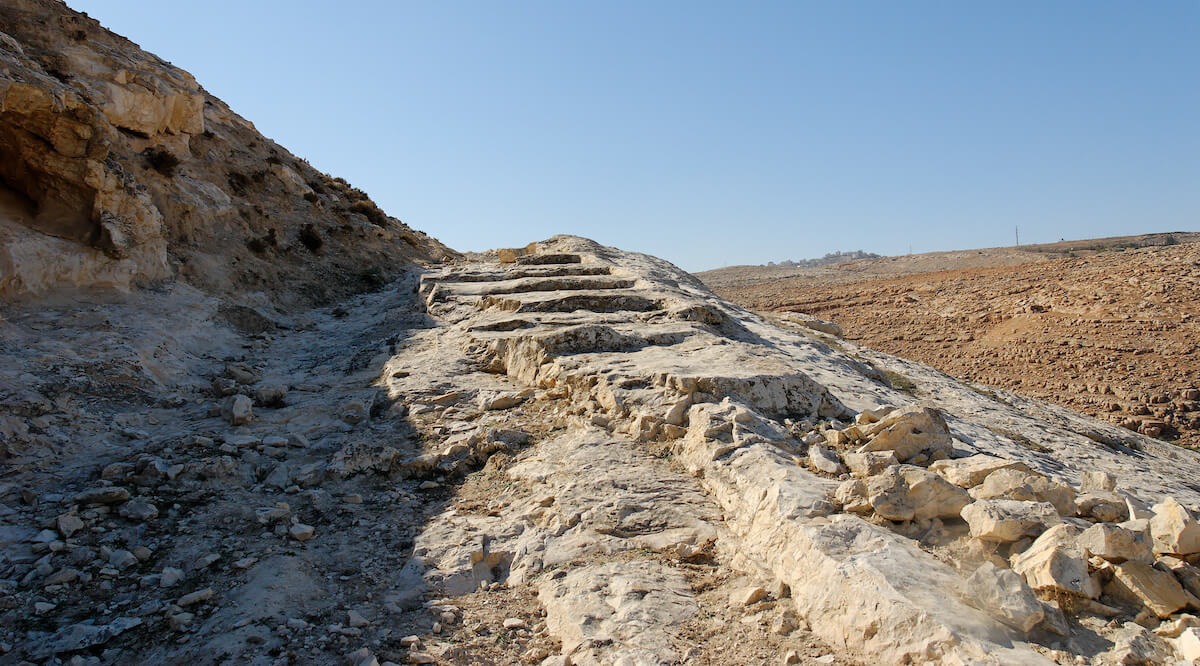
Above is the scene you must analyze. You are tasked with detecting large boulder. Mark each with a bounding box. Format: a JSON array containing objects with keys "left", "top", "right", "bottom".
[
  {"left": 1011, "top": 524, "right": 1100, "bottom": 599},
  {"left": 1150, "top": 498, "right": 1200, "bottom": 556},
  {"left": 961, "top": 499, "right": 1060, "bottom": 543},
  {"left": 808, "top": 445, "right": 845, "bottom": 475},
  {"left": 1158, "top": 556, "right": 1200, "bottom": 599},
  {"left": 1077, "top": 523, "right": 1154, "bottom": 564},
  {"left": 899, "top": 466, "right": 971, "bottom": 521},
  {"left": 842, "top": 450, "right": 897, "bottom": 477},
  {"left": 861, "top": 465, "right": 970, "bottom": 522},
  {"left": 964, "top": 562, "right": 1045, "bottom": 633},
  {"left": 969, "top": 468, "right": 1076, "bottom": 517},
  {"left": 1076, "top": 492, "right": 1129, "bottom": 523},
  {"left": 930, "top": 454, "right": 1029, "bottom": 489},
  {"left": 1105, "top": 561, "right": 1190, "bottom": 618},
  {"left": 856, "top": 405, "right": 953, "bottom": 463},
  {"left": 833, "top": 479, "right": 872, "bottom": 515},
  {"left": 865, "top": 467, "right": 915, "bottom": 522}
]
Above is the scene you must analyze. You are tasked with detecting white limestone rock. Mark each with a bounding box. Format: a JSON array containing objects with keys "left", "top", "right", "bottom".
[
  {"left": 1010, "top": 524, "right": 1100, "bottom": 599},
  {"left": 961, "top": 500, "right": 1060, "bottom": 543},
  {"left": 865, "top": 466, "right": 915, "bottom": 522},
  {"left": 833, "top": 479, "right": 872, "bottom": 515},
  {"left": 1157, "top": 556, "right": 1200, "bottom": 600},
  {"left": 1105, "top": 560, "right": 1189, "bottom": 618},
  {"left": 1077, "top": 523, "right": 1154, "bottom": 564},
  {"left": 964, "top": 562, "right": 1045, "bottom": 633},
  {"left": 856, "top": 405, "right": 953, "bottom": 463},
  {"left": 1150, "top": 497, "right": 1200, "bottom": 556},
  {"left": 538, "top": 560, "right": 697, "bottom": 666},
  {"left": 221, "top": 394, "right": 253, "bottom": 426},
  {"left": 969, "top": 468, "right": 1076, "bottom": 517},
  {"left": 1076, "top": 492, "right": 1129, "bottom": 523},
  {"left": 478, "top": 388, "right": 533, "bottom": 411},
  {"left": 1176, "top": 627, "right": 1200, "bottom": 662},
  {"left": 929, "top": 454, "right": 1030, "bottom": 489},
  {"left": 899, "top": 465, "right": 971, "bottom": 521},
  {"left": 842, "top": 450, "right": 898, "bottom": 477},
  {"left": 808, "top": 445, "right": 845, "bottom": 475},
  {"left": 1101, "top": 622, "right": 1172, "bottom": 665}
]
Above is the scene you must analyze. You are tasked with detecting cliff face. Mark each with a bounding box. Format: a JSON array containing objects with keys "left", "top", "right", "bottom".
[{"left": 0, "top": 0, "right": 454, "bottom": 307}]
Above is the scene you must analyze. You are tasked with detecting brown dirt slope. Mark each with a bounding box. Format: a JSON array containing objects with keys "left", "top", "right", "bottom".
[
  {"left": 698, "top": 232, "right": 1200, "bottom": 290},
  {"left": 703, "top": 237, "right": 1200, "bottom": 448}
]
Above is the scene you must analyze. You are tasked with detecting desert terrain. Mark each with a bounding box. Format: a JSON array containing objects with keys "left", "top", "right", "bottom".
[
  {"left": 7, "top": 1, "right": 1200, "bottom": 665},
  {"left": 700, "top": 233, "right": 1200, "bottom": 448}
]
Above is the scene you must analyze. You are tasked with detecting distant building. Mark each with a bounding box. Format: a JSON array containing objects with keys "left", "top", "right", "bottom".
[{"left": 765, "top": 250, "right": 881, "bottom": 268}]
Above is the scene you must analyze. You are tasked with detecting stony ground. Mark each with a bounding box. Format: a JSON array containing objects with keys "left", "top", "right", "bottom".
[
  {"left": 0, "top": 258, "right": 860, "bottom": 665},
  {"left": 702, "top": 239, "right": 1200, "bottom": 449},
  {"left": 8, "top": 237, "right": 1200, "bottom": 665},
  {"left": 13, "top": 1, "right": 1200, "bottom": 664},
  {"left": 697, "top": 233, "right": 1199, "bottom": 291}
]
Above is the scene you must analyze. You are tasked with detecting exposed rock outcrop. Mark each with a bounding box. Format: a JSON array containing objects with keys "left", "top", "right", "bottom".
[
  {"left": 403, "top": 236, "right": 1200, "bottom": 664},
  {"left": 6, "top": 2, "right": 1200, "bottom": 664},
  {"left": 0, "top": 0, "right": 453, "bottom": 304}
]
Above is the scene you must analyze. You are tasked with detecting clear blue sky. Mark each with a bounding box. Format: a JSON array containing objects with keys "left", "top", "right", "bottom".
[{"left": 69, "top": 1, "right": 1198, "bottom": 271}]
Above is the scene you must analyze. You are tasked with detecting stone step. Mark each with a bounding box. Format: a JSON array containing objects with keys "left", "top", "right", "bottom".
[
  {"left": 425, "top": 264, "right": 612, "bottom": 286},
  {"left": 466, "top": 318, "right": 537, "bottom": 333},
  {"left": 478, "top": 292, "right": 662, "bottom": 314},
  {"left": 515, "top": 253, "right": 581, "bottom": 265},
  {"left": 468, "top": 276, "right": 636, "bottom": 297}
]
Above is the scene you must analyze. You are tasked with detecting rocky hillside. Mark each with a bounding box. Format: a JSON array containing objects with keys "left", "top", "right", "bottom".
[
  {"left": 698, "top": 232, "right": 1200, "bottom": 291},
  {"left": 7, "top": 235, "right": 1200, "bottom": 664},
  {"left": 7, "top": 3, "right": 1200, "bottom": 666},
  {"left": 704, "top": 239, "right": 1200, "bottom": 449},
  {"left": 0, "top": 0, "right": 453, "bottom": 308}
]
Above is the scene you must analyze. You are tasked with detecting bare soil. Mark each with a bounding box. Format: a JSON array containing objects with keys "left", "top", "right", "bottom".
[{"left": 700, "top": 235, "right": 1200, "bottom": 448}]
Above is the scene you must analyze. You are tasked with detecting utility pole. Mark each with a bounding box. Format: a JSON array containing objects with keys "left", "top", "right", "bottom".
[{"left": 1015, "top": 226, "right": 1019, "bottom": 247}]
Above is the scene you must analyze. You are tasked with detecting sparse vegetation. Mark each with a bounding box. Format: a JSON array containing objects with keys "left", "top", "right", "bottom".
[
  {"left": 349, "top": 200, "right": 388, "bottom": 226},
  {"left": 299, "top": 223, "right": 323, "bottom": 252},
  {"left": 245, "top": 229, "right": 277, "bottom": 254},
  {"left": 883, "top": 370, "right": 918, "bottom": 395},
  {"left": 967, "top": 383, "right": 1009, "bottom": 405},
  {"left": 991, "top": 427, "right": 1051, "bottom": 453}
]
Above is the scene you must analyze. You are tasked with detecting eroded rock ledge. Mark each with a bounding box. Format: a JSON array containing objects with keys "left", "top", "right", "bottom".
[
  {"left": 0, "top": 0, "right": 453, "bottom": 306},
  {"left": 5, "top": 236, "right": 1200, "bottom": 664},
  {"left": 403, "top": 236, "right": 1200, "bottom": 665}
]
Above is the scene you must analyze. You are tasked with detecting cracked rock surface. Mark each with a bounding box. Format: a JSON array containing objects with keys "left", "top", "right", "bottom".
[
  {"left": 6, "top": 235, "right": 1200, "bottom": 664},
  {"left": 5, "top": 3, "right": 1200, "bottom": 665}
]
